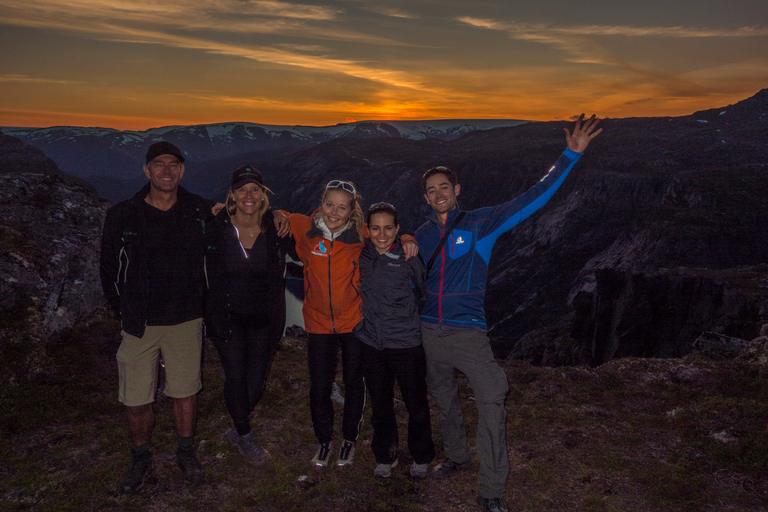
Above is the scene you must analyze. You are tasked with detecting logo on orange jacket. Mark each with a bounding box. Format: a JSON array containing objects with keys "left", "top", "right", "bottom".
[{"left": 311, "top": 240, "right": 328, "bottom": 257}]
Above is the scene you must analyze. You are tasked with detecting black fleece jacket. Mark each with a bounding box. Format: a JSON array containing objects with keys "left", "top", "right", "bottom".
[
  {"left": 99, "top": 183, "right": 211, "bottom": 338},
  {"left": 203, "top": 209, "right": 293, "bottom": 344}
]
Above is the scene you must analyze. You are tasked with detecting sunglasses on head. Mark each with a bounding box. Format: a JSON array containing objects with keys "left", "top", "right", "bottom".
[
  {"left": 326, "top": 180, "right": 356, "bottom": 195},
  {"left": 368, "top": 202, "right": 396, "bottom": 213}
]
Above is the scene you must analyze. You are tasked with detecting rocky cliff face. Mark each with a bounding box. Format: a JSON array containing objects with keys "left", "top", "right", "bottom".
[
  {"left": 0, "top": 133, "right": 109, "bottom": 383},
  {"left": 507, "top": 266, "right": 768, "bottom": 366}
]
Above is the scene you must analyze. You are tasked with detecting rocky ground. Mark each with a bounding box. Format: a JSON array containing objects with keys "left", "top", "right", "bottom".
[{"left": 2, "top": 319, "right": 768, "bottom": 512}]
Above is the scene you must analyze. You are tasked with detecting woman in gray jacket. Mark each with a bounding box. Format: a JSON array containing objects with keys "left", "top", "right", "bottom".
[{"left": 354, "top": 202, "right": 435, "bottom": 479}]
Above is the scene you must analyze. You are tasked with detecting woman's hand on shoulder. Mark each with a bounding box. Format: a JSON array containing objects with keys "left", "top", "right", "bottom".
[
  {"left": 273, "top": 210, "right": 292, "bottom": 237},
  {"left": 402, "top": 238, "right": 419, "bottom": 261},
  {"left": 211, "top": 202, "right": 225, "bottom": 216}
]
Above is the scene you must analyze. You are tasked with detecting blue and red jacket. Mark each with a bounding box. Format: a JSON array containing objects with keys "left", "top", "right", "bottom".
[{"left": 415, "top": 148, "right": 582, "bottom": 330}]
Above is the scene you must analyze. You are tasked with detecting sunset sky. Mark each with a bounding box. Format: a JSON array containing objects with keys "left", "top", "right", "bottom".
[{"left": 1, "top": 0, "right": 766, "bottom": 130}]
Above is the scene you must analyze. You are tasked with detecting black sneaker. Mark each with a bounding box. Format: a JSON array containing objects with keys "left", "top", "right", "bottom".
[
  {"left": 311, "top": 441, "right": 334, "bottom": 468},
  {"left": 336, "top": 440, "right": 355, "bottom": 468},
  {"left": 430, "top": 457, "right": 469, "bottom": 479},
  {"left": 477, "top": 496, "right": 508, "bottom": 512},
  {"left": 118, "top": 449, "right": 153, "bottom": 494},
  {"left": 176, "top": 447, "right": 205, "bottom": 485}
]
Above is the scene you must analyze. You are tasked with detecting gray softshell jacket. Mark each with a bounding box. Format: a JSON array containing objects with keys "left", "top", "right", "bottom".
[{"left": 353, "top": 237, "right": 425, "bottom": 350}]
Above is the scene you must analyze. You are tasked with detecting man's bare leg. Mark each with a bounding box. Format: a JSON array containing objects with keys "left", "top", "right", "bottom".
[
  {"left": 173, "top": 395, "right": 197, "bottom": 437},
  {"left": 127, "top": 404, "right": 154, "bottom": 446}
]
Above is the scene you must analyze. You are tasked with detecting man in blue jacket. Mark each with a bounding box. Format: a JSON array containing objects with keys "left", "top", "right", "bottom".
[{"left": 415, "top": 114, "right": 602, "bottom": 512}]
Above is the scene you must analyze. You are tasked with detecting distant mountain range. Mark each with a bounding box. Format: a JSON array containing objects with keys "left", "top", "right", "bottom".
[
  {"left": 1, "top": 119, "right": 526, "bottom": 202},
  {"left": 2, "top": 89, "right": 767, "bottom": 362}
]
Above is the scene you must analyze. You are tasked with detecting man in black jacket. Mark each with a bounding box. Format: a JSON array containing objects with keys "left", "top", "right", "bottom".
[{"left": 100, "top": 141, "right": 211, "bottom": 493}]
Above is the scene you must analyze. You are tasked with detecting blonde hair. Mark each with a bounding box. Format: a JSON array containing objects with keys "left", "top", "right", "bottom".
[
  {"left": 321, "top": 181, "right": 364, "bottom": 243},
  {"left": 226, "top": 184, "right": 272, "bottom": 228}
]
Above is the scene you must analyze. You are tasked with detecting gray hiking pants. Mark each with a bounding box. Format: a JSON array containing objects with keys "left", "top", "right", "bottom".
[{"left": 422, "top": 323, "right": 510, "bottom": 499}]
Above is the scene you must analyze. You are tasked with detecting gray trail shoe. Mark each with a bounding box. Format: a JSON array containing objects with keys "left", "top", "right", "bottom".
[
  {"left": 312, "top": 441, "right": 334, "bottom": 468},
  {"left": 176, "top": 447, "right": 205, "bottom": 485},
  {"left": 118, "top": 449, "right": 153, "bottom": 494},
  {"left": 226, "top": 428, "right": 271, "bottom": 466},
  {"left": 374, "top": 459, "right": 399, "bottom": 478},
  {"left": 336, "top": 440, "right": 355, "bottom": 468},
  {"left": 410, "top": 461, "right": 429, "bottom": 479},
  {"left": 430, "top": 457, "right": 469, "bottom": 479},
  {"left": 477, "top": 496, "right": 508, "bottom": 512}
]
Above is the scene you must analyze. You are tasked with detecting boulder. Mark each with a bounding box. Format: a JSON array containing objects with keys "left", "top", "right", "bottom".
[{"left": 0, "top": 134, "right": 109, "bottom": 383}]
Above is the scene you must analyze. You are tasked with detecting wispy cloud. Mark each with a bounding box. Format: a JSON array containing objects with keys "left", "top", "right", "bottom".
[
  {"left": 457, "top": 17, "right": 768, "bottom": 38},
  {"left": 0, "top": 0, "right": 430, "bottom": 91},
  {"left": 365, "top": 6, "right": 419, "bottom": 20},
  {"left": 0, "top": 74, "right": 84, "bottom": 84},
  {"left": 0, "top": 0, "right": 392, "bottom": 42},
  {"left": 0, "top": 0, "right": 341, "bottom": 23},
  {"left": 455, "top": 17, "right": 768, "bottom": 97},
  {"left": 76, "top": 24, "right": 443, "bottom": 93}
]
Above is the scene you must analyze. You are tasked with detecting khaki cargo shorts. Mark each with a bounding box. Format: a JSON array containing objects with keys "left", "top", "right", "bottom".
[{"left": 116, "top": 318, "right": 203, "bottom": 406}]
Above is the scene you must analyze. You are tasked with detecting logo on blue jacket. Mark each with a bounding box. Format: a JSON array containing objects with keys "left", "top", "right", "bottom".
[{"left": 449, "top": 229, "right": 472, "bottom": 259}]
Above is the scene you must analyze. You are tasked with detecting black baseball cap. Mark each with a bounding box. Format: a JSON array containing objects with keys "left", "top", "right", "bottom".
[
  {"left": 231, "top": 165, "right": 264, "bottom": 189},
  {"left": 145, "top": 141, "right": 185, "bottom": 164}
]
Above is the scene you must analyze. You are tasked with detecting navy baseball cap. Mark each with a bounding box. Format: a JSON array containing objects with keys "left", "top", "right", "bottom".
[
  {"left": 231, "top": 165, "right": 264, "bottom": 189},
  {"left": 145, "top": 141, "right": 185, "bottom": 164}
]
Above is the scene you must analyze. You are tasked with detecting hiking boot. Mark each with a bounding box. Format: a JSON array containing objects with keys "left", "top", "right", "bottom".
[
  {"left": 226, "top": 428, "right": 270, "bottom": 466},
  {"left": 118, "top": 449, "right": 153, "bottom": 494},
  {"left": 374, "top": 459, "right": 399, "bottom": 478},
  {"left": 336, "top": 440, "right": 355, "bottom": 468},
  {"left": 311, "top": 441, "right": 334, "bottom": 468},
  {"left": 477, "top": 496, "right": 508, "bottom": 512},
  {"left": 430, "top": 457, "right": 469, "bottom": 479},
  {"left": 409, "top": 461, "right": 429, "bottom": 479},
  {"left": 176, "top": 447, "right": 205, "bottom": 485}
]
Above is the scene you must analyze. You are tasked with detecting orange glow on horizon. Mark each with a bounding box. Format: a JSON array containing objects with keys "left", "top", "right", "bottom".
[{"left": 0, "top": 88, "right": 762, "bottom": 131}]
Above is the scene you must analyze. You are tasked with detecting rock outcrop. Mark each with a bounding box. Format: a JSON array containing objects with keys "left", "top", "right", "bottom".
[
  {"left": 0, "top": 133, "right": 109, "bottom": 383},
  {"left": 568, "top": 267, "right": 768, "bottom": 365}
]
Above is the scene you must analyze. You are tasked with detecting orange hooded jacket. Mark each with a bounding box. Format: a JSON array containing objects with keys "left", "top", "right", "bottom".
[{"left": 286, "top": 210, "right": 414, "bottom": 335}]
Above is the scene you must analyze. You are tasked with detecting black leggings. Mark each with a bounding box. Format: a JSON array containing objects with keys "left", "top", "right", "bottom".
[
  {"left": 213, "top": 313, "right": 277, "bottom": 435},
  {"left": 307, "top": 333, "right": 366, "bottom": 444},
  {"left": 361, "top": 343, "right": 435, "bottom": 465}
]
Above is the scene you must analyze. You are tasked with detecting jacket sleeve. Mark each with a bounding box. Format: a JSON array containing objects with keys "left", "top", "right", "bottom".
[
  {"left": 474, "top": 148, "right": 582, "bottom": 246},
  {"left": 267, "top": 215, "right": 288, "bottom": 343},
  {"left": 99, "top": 207, "right": 122, "bottom": 314},
  {"left": 409, "top": 252, "right": 426, "bottom": 292}
]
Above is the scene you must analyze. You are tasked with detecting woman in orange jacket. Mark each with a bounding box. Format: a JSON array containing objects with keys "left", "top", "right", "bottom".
[{"left": 283, "top": 180, "right": 416, "bottom": 469}]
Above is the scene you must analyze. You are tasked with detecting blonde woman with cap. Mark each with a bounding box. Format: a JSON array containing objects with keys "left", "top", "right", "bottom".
[{"left": 204, "top": 165, "right": 293, "bottom": 466}]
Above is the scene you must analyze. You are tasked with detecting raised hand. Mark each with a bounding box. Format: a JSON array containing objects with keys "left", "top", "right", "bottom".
[{"left": 565, "top": 113, "right": 602, "bottom": 153}]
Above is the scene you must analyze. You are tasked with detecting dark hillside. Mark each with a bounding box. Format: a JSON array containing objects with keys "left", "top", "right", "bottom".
[{"left": 2, "top": 324, "right": 768, "bottom": 511}]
